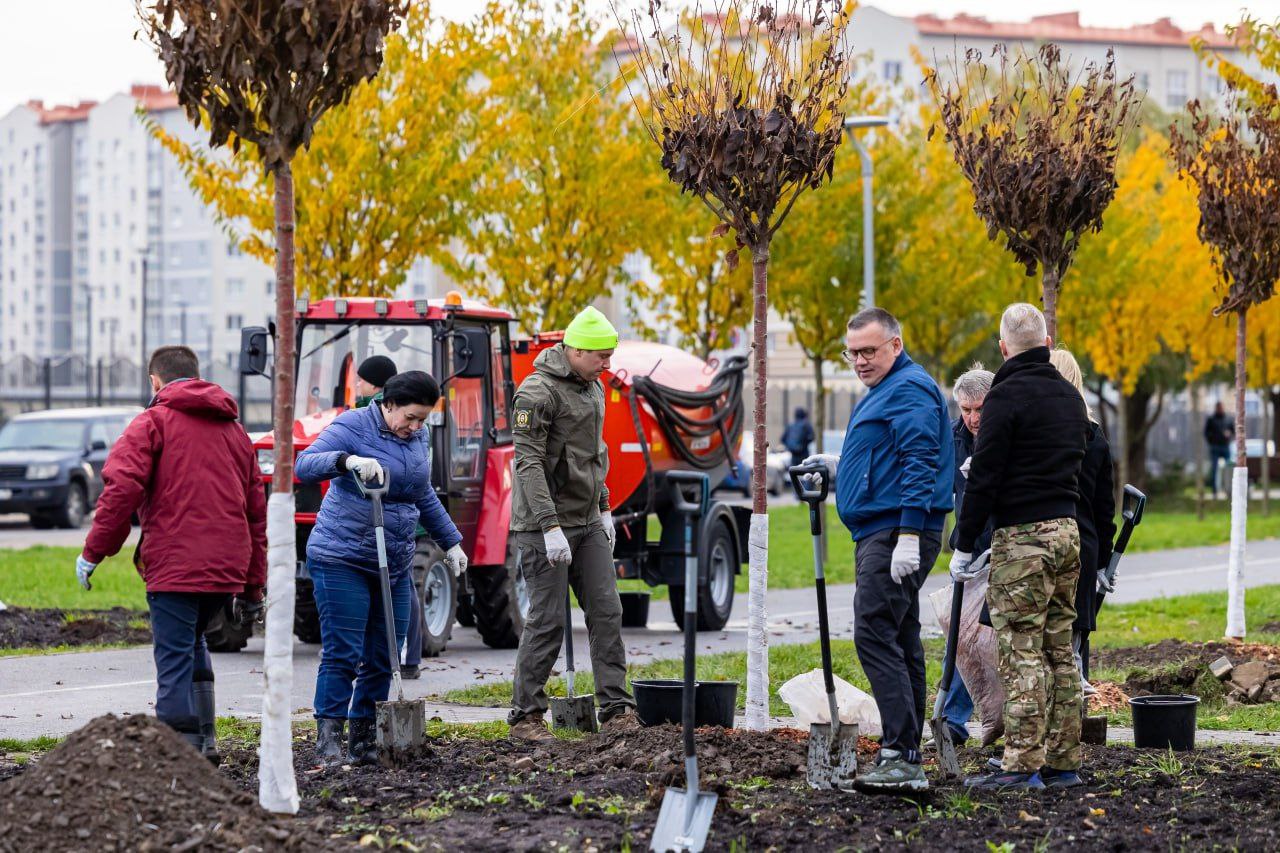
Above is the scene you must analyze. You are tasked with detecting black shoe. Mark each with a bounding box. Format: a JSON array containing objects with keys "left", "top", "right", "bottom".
[
  {"left": 348, "top": 718, "right": 377, "bottom": 765},
  {"left": 316, "top": 718, "right": 348, "bottom": 766},
  {"left": 1039, "top": 767, "right": 1085, "bottom": 789},
  {"left": 947, "top": 726, "right": 971, "bottom": 747},
  {"left": 192, "top": 681, "right": 221, "bottom": 766},
  {"left": 401, "top": 665, "right": 421, "bottom": 680},
  {"left": 964, "top": 770, "right": 1045, "bottom": 791}
]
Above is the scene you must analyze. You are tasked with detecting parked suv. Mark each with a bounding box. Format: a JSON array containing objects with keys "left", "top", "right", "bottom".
[{"left": 0, "top": 407, "right": 141, "bottom": 528}]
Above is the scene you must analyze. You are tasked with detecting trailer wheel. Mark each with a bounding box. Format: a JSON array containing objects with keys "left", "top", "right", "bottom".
[
  {"left": 414, "top": 541, "right": 456, "bottom": 658},
  {"left": 294, "top": 578, "right": 323, "bottom": 645},
  {"left": 205, "top": 604, "right": 252, "bottom": 653},
  {"left": 669, "top": 518, "right": 736, "bottom": 631},
  {"left": 472, "top": 542, "right": 529, "bottom": 649}
]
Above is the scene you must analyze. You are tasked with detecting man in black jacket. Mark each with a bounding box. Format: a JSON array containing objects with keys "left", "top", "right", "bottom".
[{"left": 950, "top": 304, "right": 1089, "bottom": 792}]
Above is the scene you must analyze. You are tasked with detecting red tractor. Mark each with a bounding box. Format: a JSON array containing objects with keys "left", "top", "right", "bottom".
[{"left": 204, "top": 293, "right": 749, "bottom": 655}]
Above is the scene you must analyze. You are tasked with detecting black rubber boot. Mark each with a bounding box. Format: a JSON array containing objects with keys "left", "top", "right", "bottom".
[
  {"left": 192, "top": 681, "right": 221, "bottom": 766},
  {"left": 348, "top": 718, "right": 377, "bottom": 766},
  {"left": 316, "top": 718, "right": 348, "bottom": 766}
]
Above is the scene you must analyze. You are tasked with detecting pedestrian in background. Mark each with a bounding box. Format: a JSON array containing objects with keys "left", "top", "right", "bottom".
[
  {"left": 1204, "top": 402, "right": 1234, "bottom": 497},
  {"left": 77, "top": 345, "right": 266, "bottom": 765},
  {"left": 781, "top": 407, "right": 815, "bottom": 471}
]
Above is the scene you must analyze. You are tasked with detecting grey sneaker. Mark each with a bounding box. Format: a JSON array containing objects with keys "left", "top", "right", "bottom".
[{"left": 847, "top": 749, "right": 929, "bottom": 793}]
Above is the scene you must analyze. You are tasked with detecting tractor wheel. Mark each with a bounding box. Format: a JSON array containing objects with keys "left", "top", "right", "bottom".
[
  {"left": 414, "top": 540, "right": 456, "bottom": 658},
  {"left": 293, "top": 578, "right": 323, "bottom": 645},
  {"left": 205, "top": 604, "right": 252, "bottom": 653},
  {"left": 668, "top": 518, "right": 736, "bottom": 631},
  {"left": 471, "top": 542, "right": 529, "bottom": 649}
]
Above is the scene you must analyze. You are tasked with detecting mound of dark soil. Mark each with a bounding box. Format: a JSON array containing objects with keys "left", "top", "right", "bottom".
[
  {"left": 0, "top": 715, "right": 322, "bottom": 852},
  {"left": 0, "top": 607, "right": 151, "bottom": 650},
  {"left": 1093, "top": 639, "right": 1280, "bottom": 698}
]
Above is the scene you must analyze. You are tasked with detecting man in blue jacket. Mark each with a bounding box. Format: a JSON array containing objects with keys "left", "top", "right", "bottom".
[{"left": 806, "top": 307, "right": 954, "bottom": 792}]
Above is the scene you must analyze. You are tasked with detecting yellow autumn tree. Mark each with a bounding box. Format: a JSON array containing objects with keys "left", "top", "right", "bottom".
[
  {"left": 450, "top": 1, "right": 664, "bottom": 332},
  {"left": 146, "top": 1, "right": 488, "bottom": 298}
]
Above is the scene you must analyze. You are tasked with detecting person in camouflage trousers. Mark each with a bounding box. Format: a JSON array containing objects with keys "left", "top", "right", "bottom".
[
  {"left": 988, "top": 518, "right": 1083, "bottom": 774},
  {"left": 951, "top": 305, "right": 1090, "bottom": 792}
]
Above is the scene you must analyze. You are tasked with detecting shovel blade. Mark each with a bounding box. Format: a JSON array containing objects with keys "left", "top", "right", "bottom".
[
  {"left": 806, "top": 722, "right": 859, "bottom": 789},
  {"left": 549, "top": 696, "right": 598, "bottom": 733},
  {"left": 376, "top": 699, "right": 426, "bottom": 759},
  {"left": 650, "top": 787, "right": 717, "bottom": 852},
  {"left": 929, "top": 715, "right": 961, "bottom": 779}
]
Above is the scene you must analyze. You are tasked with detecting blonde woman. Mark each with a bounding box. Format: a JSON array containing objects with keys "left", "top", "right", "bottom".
[{"left": 1048, "top": 348, "right": 1117, "bottom": 694}]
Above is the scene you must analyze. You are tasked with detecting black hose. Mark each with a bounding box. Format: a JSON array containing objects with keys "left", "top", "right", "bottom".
[{"left": 630, "top": 355, "right": 747, "bottom": 471}]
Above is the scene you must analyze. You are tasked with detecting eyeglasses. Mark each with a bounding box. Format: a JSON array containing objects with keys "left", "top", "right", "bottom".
[{"left": 841, "top": 338, "right": 896, "bottom": 364}]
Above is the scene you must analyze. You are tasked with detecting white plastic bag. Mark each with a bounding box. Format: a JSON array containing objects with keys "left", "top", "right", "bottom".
[
  {"left": 929, "top": 568, "right": 1005, "bottom": 747},
  {"left": 778, "top": 669, "right": 882, "bottom": 737}
]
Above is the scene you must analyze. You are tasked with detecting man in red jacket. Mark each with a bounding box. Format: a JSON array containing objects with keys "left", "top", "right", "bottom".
[{"left": 76, "top": 345, "right": 266, "bottom": 764}]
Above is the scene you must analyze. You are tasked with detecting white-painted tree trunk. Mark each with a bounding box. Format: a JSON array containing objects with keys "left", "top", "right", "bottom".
[
  {"left": 259, "top": 493, "right": 298, "bottom": 813},
  {"left": 1226, "top": 466, "right": 1248, "bottom": 639},
  {"left": 745, "top": 513, "right": 770, "bottom": 729}
]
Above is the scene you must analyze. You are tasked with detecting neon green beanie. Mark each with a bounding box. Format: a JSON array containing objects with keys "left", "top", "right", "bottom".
[{"left": 563, "top": 306, "right": 619, "bottom": 351}]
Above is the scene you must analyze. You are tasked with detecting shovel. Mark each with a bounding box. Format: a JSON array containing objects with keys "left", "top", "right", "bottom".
[
  {"left": 928, "top": 579, "right": 965, "bottom": 779},
  {"left": 550, "top": 587, "right": 597, "bottom": 732},
  {"left": 353, "top": 468, "right": 426, "bottom": 758},
  {"left": 1094, "top": 484, "right": 1147, "bottom": 615},
  {"left": 651, "top": 472, "right": 716, "bottom": 853},
  {"left": 788, "top": 463, "right": 858, "bottom": 790}
]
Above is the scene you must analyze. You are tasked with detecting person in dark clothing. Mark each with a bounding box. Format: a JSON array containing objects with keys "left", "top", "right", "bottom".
[
  {"left": 805, "top": 307, "right": 955, "bottom": 793},
  {"left": 1204, "top": 402, "right": 1234, "bottom": 496},
  {"left": 355, "top": 355, "right": 398, "bottom": 409},
  {"left": 77, "top": 345, "right": 266, "bottom": 765},
  {"left": 951, "top": 303, "right": 1089, "bottom": 792},
  {"left": 1049, "top": 349, "right": 1117, "bottom": 691},
  {"left": 781, "top": 407, "right": 815, "bottom": 470}
]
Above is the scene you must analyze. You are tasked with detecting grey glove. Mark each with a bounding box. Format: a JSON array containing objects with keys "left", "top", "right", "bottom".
[{"left": 800, "top": 453, "right": 839, "bottom": 489}]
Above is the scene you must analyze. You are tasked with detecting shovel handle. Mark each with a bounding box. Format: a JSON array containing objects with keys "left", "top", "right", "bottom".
[
  {"left": 563, "top": 586, "right": 575, "bottom": 698},
  {"left": 789, "top": 463, "right": 829, "bottom": 536},
  {"left": 939, "top": 581, "right": 964, "bottom": 693}
]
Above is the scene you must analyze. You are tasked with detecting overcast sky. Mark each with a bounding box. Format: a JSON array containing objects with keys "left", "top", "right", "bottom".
[{"left": 4, "top": 0, "right": 1277, "bottom": 114}]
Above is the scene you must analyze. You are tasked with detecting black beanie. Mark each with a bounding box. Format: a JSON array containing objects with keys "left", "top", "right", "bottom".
[{"left": 357, "top": 355, "right": 398, "bottom": 388}]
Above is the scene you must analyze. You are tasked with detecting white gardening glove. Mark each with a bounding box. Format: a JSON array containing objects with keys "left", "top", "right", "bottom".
[
  {"left": 949, "top": 549, "right": 975, "bottom": 583},
  {"left": 543, "top": 527, "right": 572, "bottom": 567},
  {"left": 75, "top": 554, "right": 97, "bottom": 591},
  {"left": 344, "top": 454, "right": 384, "bottom": 484},
  {"left": 600, "top": 511, "right": 616, "bottom": 549},
  {"left": 800, "top": 453, "right": 840, "bottom": 488},
  {"left": 960, "top": 455, "right": 972, "bottom": 478},
  {"left": 444, "top": 544, "right": 468, "bottom": 578},
  {"left": 890, "top": 533, "right": 920, "bottom": 584}
]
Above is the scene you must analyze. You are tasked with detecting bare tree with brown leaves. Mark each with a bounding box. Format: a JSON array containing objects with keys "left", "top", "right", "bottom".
[
  {"left": 137, "top": 0, "right": 407, "bottom": 813},
  {"left": 620, "top": 0, "right": 852, "bottom": 729},
  {"left": 928, "top": 44, "right": 1141, "bottom": 341},
  {"left": 1170, "top": 84, "right": 1280, "bottom": 639}
]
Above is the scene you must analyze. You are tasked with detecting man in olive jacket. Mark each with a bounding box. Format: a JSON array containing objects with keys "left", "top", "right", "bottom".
[{"left": 507, "top": 306, "right": 639, "bottom": 740}]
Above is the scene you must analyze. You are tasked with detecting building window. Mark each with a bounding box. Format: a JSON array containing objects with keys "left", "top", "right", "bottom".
[
  {"left": 227, "top": 277, "right": 244, "bottom": 298},
  {"left": 882, "top": 60, "right": 903, "bottom": 82},
  {"left": 225, "top": 313, "right": 243, "bottom": 330},
  {"left": 1167, "top": 70, "right": 1188, "bottom": 109}
]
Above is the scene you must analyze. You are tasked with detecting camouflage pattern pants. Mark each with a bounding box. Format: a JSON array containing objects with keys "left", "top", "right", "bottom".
[{"left": 987, "top": 518, "right": 1082, "bottom": 773}]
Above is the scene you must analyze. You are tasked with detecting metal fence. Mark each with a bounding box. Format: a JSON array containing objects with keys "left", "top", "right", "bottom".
[{"left": 0, "top": 354, "right": 273, "bottom": 429}]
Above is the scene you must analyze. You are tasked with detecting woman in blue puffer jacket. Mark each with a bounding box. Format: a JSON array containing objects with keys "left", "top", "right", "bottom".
[{"left": 296, "top": 370, "right": 465, "bottom": 765}]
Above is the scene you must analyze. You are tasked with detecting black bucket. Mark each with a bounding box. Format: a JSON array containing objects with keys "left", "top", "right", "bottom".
[
  {"left": 1130, "top": 694, "right": 1199, "bottom": 751},
  {"left": 619, "top": 591, "right": 650, "bottom": 628},
  {"left": 632, "top": 679, "right": 739, "bottom": 728}
]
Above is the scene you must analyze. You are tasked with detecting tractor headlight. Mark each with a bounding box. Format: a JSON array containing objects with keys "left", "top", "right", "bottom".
[
  {"left": 256, "top": 450, "right": 275, "bottom": 476},
  {"left": 26, "top": 463, "right": 60, "bottom": 480}
]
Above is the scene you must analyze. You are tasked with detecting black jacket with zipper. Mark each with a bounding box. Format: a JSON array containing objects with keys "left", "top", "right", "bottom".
[{"left": 954, "top": 346, "right": 1089, "bottom": 553}]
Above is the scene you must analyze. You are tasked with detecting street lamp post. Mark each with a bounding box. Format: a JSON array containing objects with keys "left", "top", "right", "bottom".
[{"left": 843, "top": 115, "right": 890, "bottom": 311}]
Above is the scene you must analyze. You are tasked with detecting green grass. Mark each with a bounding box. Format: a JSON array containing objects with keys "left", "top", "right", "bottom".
[
  {"left": 0, "top": 545, "right": 144, "bottom": 610},
  {"left": 444, "top": 584, "right": 1280, "bottom": 729},
  {"left": 0, "top": 735, "right": 61, "bottom": 754}
]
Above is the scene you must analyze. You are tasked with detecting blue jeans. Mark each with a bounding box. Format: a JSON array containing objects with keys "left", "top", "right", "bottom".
[
  {"left": 310, "top": 560, "right": 412, "bottom": 720},
  {"left": 147, "top": 591, "right": 227, "bottom": 734},
  {"left": 1208, "top": 446, "right": 1232, "bottom": 493},
  {"left": 941, "top": 637, "right": 974, "bottom": 741},
  {"left": 403, "top": 584, "right": 423, "bottom": 668}
]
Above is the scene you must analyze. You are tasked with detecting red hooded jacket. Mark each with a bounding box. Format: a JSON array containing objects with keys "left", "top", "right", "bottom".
[{"left": 83, "top": 379, "right": 267, "bottom": 593}]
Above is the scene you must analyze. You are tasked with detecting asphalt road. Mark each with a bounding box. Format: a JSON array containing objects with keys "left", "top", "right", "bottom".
[{"left": 2, "top": 537, "right": 1279, "bottom": 740}]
